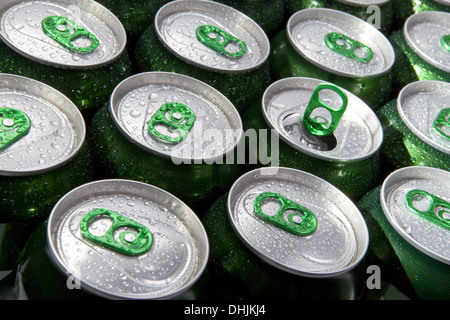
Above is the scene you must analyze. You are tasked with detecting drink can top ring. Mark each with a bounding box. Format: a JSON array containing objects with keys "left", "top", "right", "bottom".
[{"left": 333, "top": 0, "right": 390, "bottom": 5}]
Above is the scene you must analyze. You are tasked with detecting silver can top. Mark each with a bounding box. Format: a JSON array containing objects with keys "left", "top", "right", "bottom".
[
  {"left": 0, "top": 73, "right": 85, "bottom": 176},
  {"left": 433, "top": 0, "right": 450, "bottom": 5},
  {"left": 228, "top": 167, "right": 369, "bottom": 278},
  {"left": 380, "top": 166, "right": 450, "bottom": 265},
  {"left": 262, "top": 77, "right": 383, "bottom": 162},
  {"left": 0, "top": 0, "right": 127, "bottom": 69},
  {"left": 47, "top": 179, "right": 209, "bottom": 300},
  {"left": 110, "top": 72, "right": 242, "bottom": 164},
  {"left": 404, "top": 11, "right": 450, "bottom": 73},
  {"left": 287, "top": 8, "right": 395, "bottom": 78},
  {"left": 154, "top": 0, "right": 270, "bottom": 73},
  {"left": 397, "top": 80, "right": 450, "bottom": 155},
  {"left": 334, "top": 0, "right": 390, "bottom": 5}
]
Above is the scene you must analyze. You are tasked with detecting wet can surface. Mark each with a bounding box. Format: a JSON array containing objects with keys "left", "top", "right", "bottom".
[
  {"left": 270, "top": 8, "right": 395, "bottom": 111},
  {"left": 202, "top": 167, "right": 369, "bottom": 300},
  {"left": 0, "top": 0, "right": 133, "bottom": 119},
  {"left": 357, "top": 166, "right": 450, "bottom": 300},
  {"left": 389, "top": 11, "right": 450, "bottom": 93},
  {"left": 15, "top": 179, "right": 210, "bottom": 300},
  {"left": 134, "top": 0, "right": 271, "bottom": 113},
  {"left": 393, "top": 0, "right": 450, "bottom": 30},
  {"left": 377, "top": 80, "right": 450, "bottom": 175},
  {"left": 242, "top": 77, "right": 383, "bottom": 201}
]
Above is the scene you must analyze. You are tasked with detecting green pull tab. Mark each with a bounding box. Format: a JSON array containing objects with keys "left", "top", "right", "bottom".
[
  {"left": 254, "top": 192, "right": 318, "bottom": 236},
  {"left": 433, "top": 108, "right": 450, "bottom": 140},
  {"left": 406, "top": 189, "right": 450, "bottom": 230},
  {"left": 302, "top": 83, "right": 348, "bottom": 137},
  {"left": 325, "top": 32, "right": 374, "bottom": 63},
  {"left": 196, "top": 25, "right": 247, "bottom": 59},
  {"left": 42, "top": 16, "right": 99, "bottom": 54},
  {"left": 0, "top": 108, "right": 31, "bottom": 152},
  {"left": 147, "top": 102, "right": 196, "bottom": 144},
  {"left": 80, "top": 208, "right": 153, "bottom": 256},
  {"left": 441, "top": 35, "right": 450, "bottom": 52}
]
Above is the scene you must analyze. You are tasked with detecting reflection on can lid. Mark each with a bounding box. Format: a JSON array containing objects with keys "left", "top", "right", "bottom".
[
  {"left": 154, "top": 0, "right": 270, "bottom": 73},
  {"left": 227, "top": 167, "right": 369, "bottom": 278},
  {"left": 380, "top": 166, "right": 450, "bottom": 265},
  {"left": 0, "top": 73, "right": 85, "bottom": 176},
  {"left": 404, "top": 11, "right": 450, "bottom": 73},
  {"left": 0, "top": 0, "right": 126, "bottom": 69},
  {"left": 47, "top": 179, "right": 209, "bottom": 300},
  {"left": 397, "top": 80, "right": 450, "bottom": 155},
  {"left": 287, "top": 8, "right": 395, "bottom": 78}
]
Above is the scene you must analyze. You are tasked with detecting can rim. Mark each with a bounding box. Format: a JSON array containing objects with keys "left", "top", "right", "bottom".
[
  {"left": 46, "top": 178, "right": 210, "bottom": 300},
  {"left": 0, "top": 73, "right": 86, "bottom": 177},
  {"left": 154, "top": 0, "right": 270, "bottom": 74},
  {"left": 333, "top": 0, "right": 391, "bottom": 5}
]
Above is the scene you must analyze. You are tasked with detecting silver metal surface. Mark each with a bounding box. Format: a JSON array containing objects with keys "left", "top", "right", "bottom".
[{"left": 335, "top": 0, "right": 390, "bottom": 4}]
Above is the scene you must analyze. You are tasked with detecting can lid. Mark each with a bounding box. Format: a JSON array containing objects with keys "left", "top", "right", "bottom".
[
  {"left": 404, "top": 11, "right": 450, "bottom": 73},
  {"left": 154, "top": 0, "right": 270, "bottom": 73},
  {"left": 47, "top": 179, "right": 209, "bottom": 300},
  {"left": 262, "top": 77, "right": 383, "bottom": 162},
  {"left": 110, "top": 72, "right": 242, "bottom": 164},
  {"left": 0, "top": 0, "right": 126, "bottom": 69},
  {"left": 433, "top": 0, "right": 450, "bottom": 5},
  {"left": 397, "top": 80, "right": 450, "bottom": 155},
  {"left": 333, "top": 0, "right": 390, "bottom": 5},
  {"left": 0, "top": 73, "right": 85, "bottom": 176},
  {"left": 227, "top": 167, "right": 369, "bottom": 278},
  {"left": 380, "top": 166, "right": 450, "bottom": 265},
  {"left": 286, "top": 8, "right": 395, "bottom": 78}
]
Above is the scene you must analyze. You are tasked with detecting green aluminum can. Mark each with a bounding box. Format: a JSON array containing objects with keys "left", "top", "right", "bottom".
[
  {"left": 376, "top": 80, "right": 450, "bottom": 176},
  {"left": 357, "top": 166, "right": 450, "bottom": 300},
  {"left": 393, "top": 0, "right": 449, "bottom": 30},
  {"left": 0, "top": 0, "right": 133, "bottom": 120},
  {"left": 134, "top": 0, "right": 271, "bottom": 114},
  {"left": 389, "top": 11, "right": 450, "bottom": 94},
  {"left": 270, "top": 8, "right": 395, "bottom": 111}
]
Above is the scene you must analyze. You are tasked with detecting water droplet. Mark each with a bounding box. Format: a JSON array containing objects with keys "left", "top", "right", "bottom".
[{"left": 130, "top": 110, "right": 141, "bottom": 118}]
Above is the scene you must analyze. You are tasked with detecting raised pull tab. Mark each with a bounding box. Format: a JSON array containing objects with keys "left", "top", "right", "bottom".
[
  {"left": 196, "top": 25, "right": 247, "bottom": 59},
  {"left": 147, "top": 102, "right": 196, "bottom": 144},
  {"left": 0, "top": 108, "right": 31, "bottom": 152},
  {"left": 441, "top": 35, "right": 450, "bottom": 52},
  {"left": 325, "top": 32, "right": 374, "bottom": 63},
  {"left": 406, "top": 189, "right": 450, "bottom": 230},
  {"left": 80, "top": 208, "right": 153, "bottom": 256},
  {"left": 433, "top": 108, "right": 450, "bottom": 140},
  {"left": 302, "top": 83, "right": 348, "bottom": 137},
  {"left": 254, "top": 192, "right": 318, "bottom": 236},
  {"left": 42, "top": 16, "right": 99, "bottom": 54}
]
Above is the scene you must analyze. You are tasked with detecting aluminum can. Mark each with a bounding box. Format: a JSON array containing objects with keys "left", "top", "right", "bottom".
[
  {"left": 88, "top": 71, "right": 243, "bottom": 212},
  {"left": 15, "top": 179, "right": 210, "bottom": 300},
  {"left": 270, "top": 8, "right": 395, "bottom": 111},
  {"left": 242, "top": 77, "right": 383, "bottom": 201},
  {"left": 377, "top": 80, "right": 450, "bottom": 175},
  {"left": 393, "top": 0, "right": 449, "bottom": 30},
  {"left": 357, "top": 166, "right": 450, "bottom": 300},
  {"left": 0, "top": 0, "right": 133, "bottom": 120},
  {"left": 389, "top": 11, "right": 450, "bottom": 93},
  {"left": 202, "top": 167, "right": 369, "bottom": 300},
  {"left": 134, "top": 0, "right": 271, "bottom": 114}
]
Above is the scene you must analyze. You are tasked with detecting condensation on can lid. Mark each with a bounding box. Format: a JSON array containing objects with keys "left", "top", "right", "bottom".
[
  {"left": 47, "top": 179, "right": 209, "bottom": 300},
  {"left": 397, "top": 80, "right": 450, "bottom": 155},
  {"left": 262, "top": 77, "right": 383, "bottom": 162},
  {"left": 110, "top": 72, "right": 242, "bottom": 164},
  {"left": 0, "top": 73, "right": 85, "bottom": 176},
  {"left": 227, "top": 167, "right": 369, "bottom": 278},
  {"left": 154, "top": 0, "right": 270, "bottom": 73},
  {"left": 0, "top": 0, "right": 126, "bottom": 69},
  {"left": 403, "top": 11, "right": 450, "bottom": 73},
  {"left": 380, "top": 166, "right": 450, "bottom": 265},
  {"left": 286, "top": 8, "right": 395, "bottom": 78}
]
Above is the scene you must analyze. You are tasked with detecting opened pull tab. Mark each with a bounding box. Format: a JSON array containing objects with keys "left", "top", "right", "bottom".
[
  {"left": 302, "top": 83, "right": 348, "bottom": 137},
  {"left": 196, "top": 25, "right": 247, "bottom": 59},
  {"left": 254, "top": 192, "right": 318, "bottom": 236},
  {"left": 42, "top": 16, "right": 99, "bottom": 54},
  {"left": 406, "top": 189, "right": 450, "bottom": 230},
  {"left": 147, "top": 102, "right": 196, "bottom": 144},
  {"left": 80, "top": 209, "right": 153, "bottom": 256},
  {"left": 441, "top": 35, "right": 450, "bottom": 52},
  {"left": 433, "top": 108, "right": 450, "bottom": 140},
  {"left": 0, "top": 108, "right": 31, "bottom": 152},
  {"left": 325, "top": 32, "right": 374, "bottom": 63}
]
